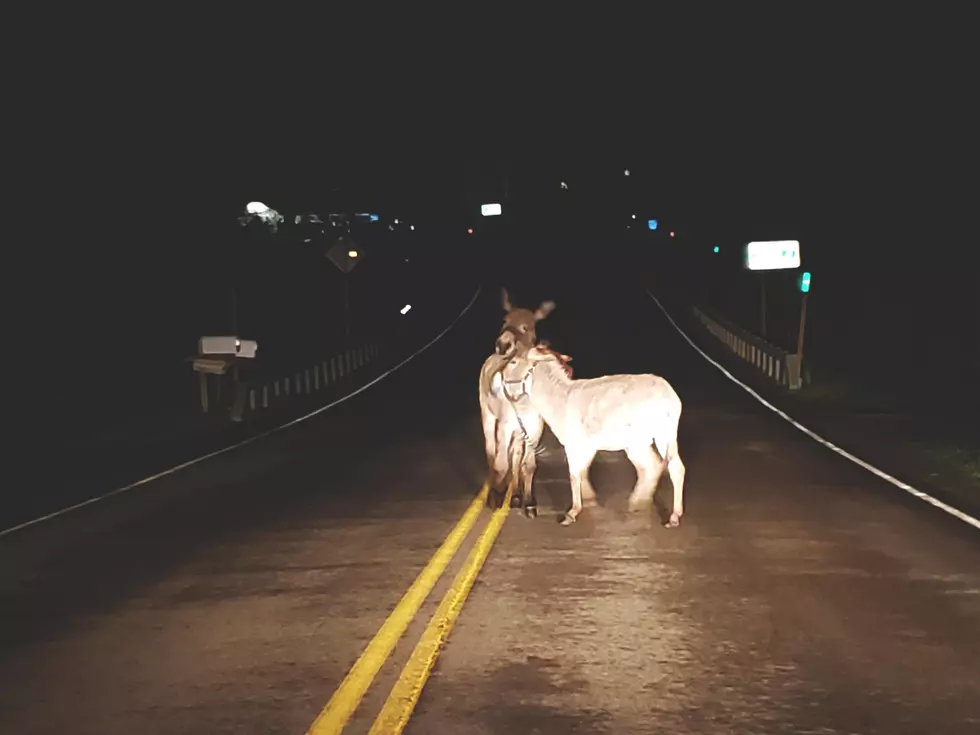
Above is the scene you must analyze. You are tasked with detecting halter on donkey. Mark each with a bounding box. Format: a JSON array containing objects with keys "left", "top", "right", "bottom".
[{"left": 479, "top": 288, "right": 555, "bottom": 515}]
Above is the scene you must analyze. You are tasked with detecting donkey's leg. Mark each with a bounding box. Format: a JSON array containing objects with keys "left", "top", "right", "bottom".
[
  {"left": 488, "top": 421, "right": 512, "bottom": 509},
  {"left": 625, "top": 444, "right": 661, "bottom": 512},
  {"left": 519, "top": 450, "right": 538, "bottom": 518},
  {"left": 481, "top": 412, "right": 499, "bottom": 498},
  {"left": 481, "top": 410, "right": 497, "bottom": 470},
  {"left": 663, "top": 441, "right": 686, "bottom": 528},
  {"left": 508, "top": 434, "right": 526, "bottom": 509},
  {"left": 561, "top": 447, "right": 596, "bottom": 526},
  {"left": 579, "top": 463, "right": 598, "bottom": 507},
  {"left": 520, "top": 414, "right": 544, "bottom": 518}
]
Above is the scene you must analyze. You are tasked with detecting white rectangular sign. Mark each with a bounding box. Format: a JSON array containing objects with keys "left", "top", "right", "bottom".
[
  {"left": 745, "top": 240, "right": 801, "bottom": 271},
  {"left": 481, "top": 203, "right": 502, "bottom": 216}
]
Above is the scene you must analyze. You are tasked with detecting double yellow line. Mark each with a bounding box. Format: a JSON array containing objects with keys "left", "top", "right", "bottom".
[{"left": 306, "top": 483, "right": 513, "bottom": 735}]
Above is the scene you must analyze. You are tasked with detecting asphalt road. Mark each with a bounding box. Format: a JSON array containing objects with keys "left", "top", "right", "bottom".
[{"left": 3, "top": 270, "right": 979, "bottom": 734}]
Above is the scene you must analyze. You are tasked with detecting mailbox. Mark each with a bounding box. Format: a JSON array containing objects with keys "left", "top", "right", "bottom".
[
  {"left": 191, "top": 336, "right": 258, "bottom": 417},
  {"left": 198, "top": 336, "right": 258, "bottom": 358}
]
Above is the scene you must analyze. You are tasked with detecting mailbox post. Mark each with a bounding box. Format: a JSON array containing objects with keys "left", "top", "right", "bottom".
[{"left": 191, "top": 336, "right": 258, "bottom": 421}]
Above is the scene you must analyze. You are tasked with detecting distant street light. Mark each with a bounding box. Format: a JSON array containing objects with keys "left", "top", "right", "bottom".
[
  {"left": 348, "top": 250, "right": 358, "bottom": 258},
  {"left": 560, "top": 181, "right": 568, "bottom": 189},
  {"left": 624, "top": 169, "right": 630, "bottom": 176},
  {"left": 242, "top": 201, "right": 282, "bottom": 232}
]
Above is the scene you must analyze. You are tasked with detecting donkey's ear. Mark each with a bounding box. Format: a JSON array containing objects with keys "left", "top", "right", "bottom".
[
  {"left": 501, "top": 287, "right": 513, "bottom": 312},
  {"left": 534, "top": 300, "right": 556, "bottom": 321}
]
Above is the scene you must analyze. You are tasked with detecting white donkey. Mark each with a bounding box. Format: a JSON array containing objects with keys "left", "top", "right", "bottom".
[
  {"left": 501, "top": 344, "right": 685, "bottom": 527},
  {"left": 478, "top": 289, "right": 556, "bottom": 515}
]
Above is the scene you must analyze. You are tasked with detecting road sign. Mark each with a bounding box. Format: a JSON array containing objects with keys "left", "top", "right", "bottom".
[
  {"left": 799, "top": 271, "right": 811, "bottom": 293},
  {"left": 326, "top": 237, "right": 365, "bottom": 273},
  {"left": 481, "top": 203, "right": 502, "bottom": 216},
  {"left": 647, "top": 219, "right": 658, "bottom": 230},
  {"left": 745, "top": 240, "right": 801, "bottom": 271}
]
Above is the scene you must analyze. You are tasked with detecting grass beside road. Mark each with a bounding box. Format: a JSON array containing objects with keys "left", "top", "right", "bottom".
[
  {"left": 775, "top": 357, "right": 980, "bottom": 497},
  {"left": 668, "top": 297, "right": 980, "bottom": 509}
]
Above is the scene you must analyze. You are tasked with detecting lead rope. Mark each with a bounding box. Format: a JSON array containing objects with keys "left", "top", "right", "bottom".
[{"left": 502, "top": 367, "right": 536, "bottom": 449}]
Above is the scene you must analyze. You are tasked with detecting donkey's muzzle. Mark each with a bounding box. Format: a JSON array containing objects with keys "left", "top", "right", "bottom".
[{"left": 495, "top": 332, "right": 517, "bottom": 356}]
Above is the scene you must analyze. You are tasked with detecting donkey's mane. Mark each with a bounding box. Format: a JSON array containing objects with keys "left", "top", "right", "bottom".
[{"left": 535, "top": 342, "right": 574, "bottom": 378}]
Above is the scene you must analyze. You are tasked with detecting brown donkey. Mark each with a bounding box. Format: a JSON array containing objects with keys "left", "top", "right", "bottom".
[
  {"left": 495, "top": 287, "right": 556, "bottom": 356},
  {"left": 480, "top": 288, "right": 557, "bottom": 514}
]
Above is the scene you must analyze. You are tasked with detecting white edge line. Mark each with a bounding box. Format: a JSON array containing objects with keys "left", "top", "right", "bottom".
[
  {"left": 645, "top": 289, "right": 980, "bottom": 533},
  {"left": 1, "top": 287, "right": 484, "bottom": 539}
]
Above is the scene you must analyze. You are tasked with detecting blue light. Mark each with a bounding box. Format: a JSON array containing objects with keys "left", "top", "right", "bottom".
[
  {"left": 647, "top": 219, "right": 658, "bottom": 231},
  {"left": 713, "top": 246, "right": 720, "bottom": 253},
  {"left": 800, "top": 271, "right": 811, "bottom": 293},
  {"left": 369, "top": 214, "right": 379, "bottom": 222}
]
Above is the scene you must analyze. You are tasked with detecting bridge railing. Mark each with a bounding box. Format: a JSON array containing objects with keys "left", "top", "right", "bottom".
[
  {"left": 692, "top": 305, "right": 804, "bottom": 389},
  {"left": 243, "top": 340, "right": 384, "bottom": 419}
]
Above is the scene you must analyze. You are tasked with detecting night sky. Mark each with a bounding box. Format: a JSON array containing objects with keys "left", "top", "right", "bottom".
[{"left": 27, "top": 29, "right": 976, "bottom": 426}]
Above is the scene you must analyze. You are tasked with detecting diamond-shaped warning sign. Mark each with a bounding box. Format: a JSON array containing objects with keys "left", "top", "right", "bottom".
[{"left": 326, "top": 236, "right": 366, "bottom": 274}]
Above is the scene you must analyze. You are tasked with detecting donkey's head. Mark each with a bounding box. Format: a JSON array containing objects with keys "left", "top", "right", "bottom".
[
  {"left": 495, "top": 287, "right": 556, "bottom": 356},
  {"left": 501, "top": 342, "right": 573, "bottom": 401}
]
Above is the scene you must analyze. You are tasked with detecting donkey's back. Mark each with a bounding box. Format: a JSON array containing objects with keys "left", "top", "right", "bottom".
[{"left": 569, "top": 373, "right": 682, "bottom": 448}]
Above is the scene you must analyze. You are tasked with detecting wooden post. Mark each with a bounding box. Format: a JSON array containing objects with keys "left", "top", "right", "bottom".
[{"left": 199, "top": 372, "right": 209, "bottom": 413}]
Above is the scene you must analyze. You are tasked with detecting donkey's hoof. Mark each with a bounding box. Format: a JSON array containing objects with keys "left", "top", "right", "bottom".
[
  {"left": 509, "top": 493, "right": 523, "bottom": 509},
  {"left": 523, "top": 505, "right": 538, "bottom": 519},
  {"left": 664, "top": 514, "right": 681, "bottom": 528},
  {"left": 559, "top": 512, "right": 577, "bottom": 526},
  {"left": 487, "top": 491, "right": 503, "bottom": 510}
]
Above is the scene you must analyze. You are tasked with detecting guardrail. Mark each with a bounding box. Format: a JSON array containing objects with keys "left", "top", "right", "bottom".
[
  {"left": 242, "top": 341, "right": 384, "bottom": 420},
  {"left": 692, "top": 306, "right": 804, "bottom": 389},
  {"left": 192, "top": 273, "right": 478, "bottom": 422}
]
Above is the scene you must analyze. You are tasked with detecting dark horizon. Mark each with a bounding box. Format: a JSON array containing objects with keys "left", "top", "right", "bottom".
[{"left": 34, "top": 75, "right": 977, "bottom": 429}]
